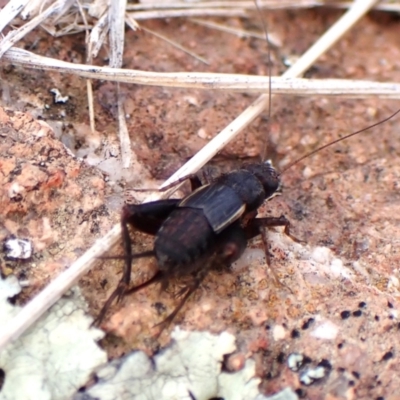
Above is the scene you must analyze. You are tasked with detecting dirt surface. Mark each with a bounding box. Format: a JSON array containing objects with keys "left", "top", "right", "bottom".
[
  {"left": 0, "top": 108, "right": 111, "bottom": 299},
  {"left": 1, "top": 6, "right": 400, "bottom": 400}
]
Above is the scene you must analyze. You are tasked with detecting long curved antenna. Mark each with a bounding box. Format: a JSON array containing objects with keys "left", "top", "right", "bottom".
[
  {"left": 254, "top": 0, "right": 272, "bottom": 162},
  {"left": 280, "top": 108, "right": 400, "bottom": 175}
]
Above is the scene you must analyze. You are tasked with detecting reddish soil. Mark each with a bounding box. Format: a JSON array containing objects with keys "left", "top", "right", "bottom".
[{"left": 2, "top": 6, "right": 400, "bottom": 399}]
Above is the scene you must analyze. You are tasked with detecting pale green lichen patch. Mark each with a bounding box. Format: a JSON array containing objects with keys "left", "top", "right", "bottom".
[{"left": 0, "top": 276, "right": 107, "bottom": 400}]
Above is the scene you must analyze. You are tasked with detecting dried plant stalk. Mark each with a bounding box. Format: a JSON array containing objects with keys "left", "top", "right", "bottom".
[
  {"left": 2, "top": 48, "right": 399, "bottom": 98},
  {"left": 0, "top": 0, "right": 73, "bottom": 58}
]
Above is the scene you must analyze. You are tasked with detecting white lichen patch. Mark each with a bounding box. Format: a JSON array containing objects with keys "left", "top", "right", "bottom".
[
  {"left": 0, "top": 275, "right": 21, "bottom": 309},
  {"left": 4, "top": 238, "right": 32, "bottom": 259},
  {"left": 277, "top": 236, "right": 353, "bottom": 283},
  {"left": 273, "top": 325, "right": 287, "bottom": 341},
  {"left": 50, "top": 88, "right": 69, "bottom": 103},
  {"left": 310, "top": 320, "right": 339, "bottom": 340},
  {"left": 7, "top": 182, "right": 25, "bottom": 199},
  {"left": 0, "top": 276, "right": 107, "bottom": 400},
  {"left": 299, "top": 366, "right": 326, "bottom": 386},
  {"left": 80, "top": 328, "right": 296, "bottom": 400},
  {"left": 232, "top": 248, "right": 265, "bottom": 272},
  {"left": 287, "top": 353, "right": 305, "bottom": 372}
]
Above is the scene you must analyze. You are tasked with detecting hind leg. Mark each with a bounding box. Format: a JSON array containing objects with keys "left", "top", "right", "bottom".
[
  {"left": 116, "top": 200, "right": 179, "bottom": 298},
  {"left": 154, "top": 271, "right": 207, "bottom": 336},
  {"left": 93, "top": 250, "right": 157, "bottom": 326},
  {"left": 94, "top": 200, "right": 180, "bottom": 325}
]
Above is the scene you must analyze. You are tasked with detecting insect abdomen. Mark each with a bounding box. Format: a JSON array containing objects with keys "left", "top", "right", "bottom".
[{"left": 154, "top": 208, "right": 216, "bottom": 274}]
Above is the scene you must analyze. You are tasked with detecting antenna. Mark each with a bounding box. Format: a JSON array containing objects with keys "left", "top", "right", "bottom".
[
  {"left": 254, "top": 0, "right": 272, "bottom": 162},
  {"left": 253, "top": 3, "right": 400, "bottom": 177},
  {"left": 280, "top": 108, "right": 400, "bottom": 175}
]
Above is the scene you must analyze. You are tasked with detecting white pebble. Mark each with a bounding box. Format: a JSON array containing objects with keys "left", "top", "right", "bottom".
[{"left": 5, "top": 238, "right": 32, "bottom": 259}]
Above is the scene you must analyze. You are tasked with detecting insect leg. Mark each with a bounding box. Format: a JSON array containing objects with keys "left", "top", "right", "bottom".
[
  {"left": 119, "top": 200, "right": 179, "bottom": 292},
  {"left": 92, "top": 250, "right": 155, "bottom": 326},
  {"left": 154, "top": 269, "right": 207, "bottom": 336},
  {"left": 94, "top": 200, "right": 180, "bottom": 325},
  {"left": 123, "top": 199, "right": 180, "bottom": 235},
  {"left": 189, "top": 175, "right": 203, "bottom": 191},
  {"left": 187, "top": 165, "right": 222, "bottom": 190},
  {"left": 246, "top": 215, "right": 302, "bottom": 243}
]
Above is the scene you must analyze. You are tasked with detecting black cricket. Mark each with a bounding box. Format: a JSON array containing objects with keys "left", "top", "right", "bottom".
[
  {"left": 94, "top": 103, "right": 400, "bottom": 330},
  {"left": 94, "top": 0, "right": 400, "bottom": 330},
  {"left": 94, "top": 161, "right": 295, "bottom": 329},
  {"left": 94, "top": 3, "right": 288, "bottom": 330},
  {"left": 93, "top": 2, "right": 292, "bottom": 331}
]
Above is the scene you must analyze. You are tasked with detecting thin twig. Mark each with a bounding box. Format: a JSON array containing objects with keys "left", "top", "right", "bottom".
[
  {"left": 125, "top": 1, "right": 322, "bottom": 11},
  {"left": 139, "top": 24, "right": 210, "bottom": 65},
  {"left": 127, "top": 8, "right": 247, "bottom": 20},
  {"left": 87, "top": 12, "right": 109, "bottom": 60},
  {"left": 3, "top": 48, "right": 400, "bottom": 97},
  {"left": 190, "top": 18, "right": 282, "bottom": 47},
  {"left": 125, "top": 0, "right": 400, "bottom": 13},
  {"left": 109, "top": 0, "right": 131, "bottom": 168},
  {"left": 76, "top": 0, "right": 96, "bottom": 133}
]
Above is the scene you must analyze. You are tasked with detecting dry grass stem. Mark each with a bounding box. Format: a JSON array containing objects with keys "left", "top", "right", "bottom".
[
  {"left": 86, "top": 79, "right": 95, "bottom": 133},
  {"left": 87, "top": 12, "right": 109, "bottom": 59},
  {"left": 127, "top": 9, "right": 247, "bottom": 20},
  {"left": 109, "top": 0, "right": 131, "bottom": 168},
  {"left": 20, "top": 0, "right": 48, "bottom": 20},
  {"left": 0, "top": 0, "right": 30, "bottom": 32},
  {"left": 190, "top": 18, "right": 282, "bottom": 47},
  {"left": 125, "top": 0, "right": 400, "bottom": 13},
  {"left": 0, "top": 0, "right": 73, "bottom": 58},
  {"left": 125, "top": 1, "right": 324, "bottom": 11},
  {"left": 1, "top": 0, "right": 398, "bottom": 49},
  {"left": 280, "top": 0, "right": 380, "bottom": 78},
  {"left": 117, "top": 84, "right": 132, "bottom": 169},
  {"left": 76, "top": 0, "right": 96, "bottom": 133},
  {"left": 139, "top": 24, "right": 210, "bottom": 65},
  {"left": 3, "top": 48, "right": 399, "bottom": 98},
  {"left": 109, "top": 0, "right": 125, "bottom": 69},
  {"left": 327, "top": 1, "right": 400, "bottom": 12}
]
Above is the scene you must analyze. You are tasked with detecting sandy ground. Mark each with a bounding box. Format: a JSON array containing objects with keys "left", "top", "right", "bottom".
[{"left": 1, "top": 6, "right": 400, "bottom": 399}]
